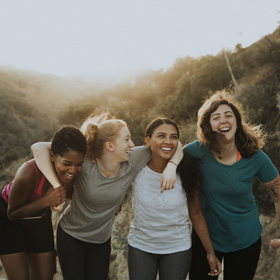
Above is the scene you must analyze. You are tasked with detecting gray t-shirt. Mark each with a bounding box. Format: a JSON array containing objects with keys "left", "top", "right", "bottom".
[{"left": 59, "top": 146, "right": 151, "bottom": 243}]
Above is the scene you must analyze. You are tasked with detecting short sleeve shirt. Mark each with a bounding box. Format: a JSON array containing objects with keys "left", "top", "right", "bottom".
[
  {"left": 184, "top": 140, "right": 278, "bottom": 252},
  {"left": 59, "top": 146, "right": 151, "bottom": 243},
  {"left": 128, "top": 166, "right": 191, "bottom": 254}
]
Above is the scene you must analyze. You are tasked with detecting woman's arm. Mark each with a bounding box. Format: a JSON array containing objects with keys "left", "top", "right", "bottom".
[
  {"left": 160, "top": 141, "right": 183, "bottom": 192},
  {"left": 264, "top": 174, "right": 280, "bottom": 225},
  {"left": 188, "top": 191, "right": 222, "bottom": 277},
  {"left": 7, "top": 164, "right": 66, "bottom": 220},
  {"left": 31, "top": 142, "right": 61, "bottom": 188}
]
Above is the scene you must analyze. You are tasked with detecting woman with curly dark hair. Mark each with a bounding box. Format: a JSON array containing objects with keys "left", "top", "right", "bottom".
[
  {"left": 185, "top": 91, "right": 280, "bottom": 280},
  {"left": 0, "top": 125, "right": 86, "bottom": 280},
  {"left": 128, "top": 117, "right": 221, "bottom": 280}
]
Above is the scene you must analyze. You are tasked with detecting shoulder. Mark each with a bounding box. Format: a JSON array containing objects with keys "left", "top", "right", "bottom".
[
  {"left": 248, "top": 149, "right": 272, "bottom": 163},
  {"left": 129, "top": 146, "right": 151, "bottom": 161},
  {"left": 11, "top": 160, "right": 37, "bottom": 191},
  {"left": 17, "top": 160, "right": 37, "bottom": 178},
  {"left": 184, "top": 140, "right": 201, "bottom": 150},
  {"left": 131, "top": 145, "right": 150, "bottom": 154},
  {"left": 184, "top": 140, "right": 207, "bottom": 158}
]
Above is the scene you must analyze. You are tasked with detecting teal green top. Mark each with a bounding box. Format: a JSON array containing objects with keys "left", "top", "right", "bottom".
[{"left": 184, "top": 140, "right": 278, "bottom": 252}]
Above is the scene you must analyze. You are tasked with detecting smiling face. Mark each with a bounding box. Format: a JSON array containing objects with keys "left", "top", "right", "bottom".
[
  {"left": 113, "top": 126, "right": 135, "bottom": 162},
  {"left": 146, "top": 124, "right": 179, "bottom": 162},
  {"left": 209, "top": 104, "right": 237, "bottom": 143},
  {"left": 51, "top": 150, "right": 85, "bottom": 184}
]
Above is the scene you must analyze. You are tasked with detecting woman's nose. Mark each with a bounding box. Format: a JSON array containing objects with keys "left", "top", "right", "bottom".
[{"left": 129, "top": 139, "right": 135, "bottom": 148}]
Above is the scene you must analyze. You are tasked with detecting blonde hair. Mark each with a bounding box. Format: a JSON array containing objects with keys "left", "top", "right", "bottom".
[
  {"left": 197, "top": 90, "right": 265, "bottom": 157},
  {"left": 80, "top": 113, "right": 127, "bottom": 160}
]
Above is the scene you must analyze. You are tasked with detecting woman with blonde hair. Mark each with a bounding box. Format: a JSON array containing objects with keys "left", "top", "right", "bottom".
[
  {"left": 31, "top": 113, "right": 181, "bottom": 280},
  {"left": 185, "top": 91, "right": 280, "bottom": 280}
]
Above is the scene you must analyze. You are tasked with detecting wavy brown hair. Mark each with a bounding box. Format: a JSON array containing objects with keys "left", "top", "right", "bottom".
[
  {"left": 197, "top": 90, "right": 266, "bottom": 158},
  {"left": 80, "top": 113, "right": 127, "bottom": 161}
]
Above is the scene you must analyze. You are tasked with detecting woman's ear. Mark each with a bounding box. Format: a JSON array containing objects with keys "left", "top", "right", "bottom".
[
  {"left": 105, "top": 142, "right": 115, "bottom": 152},
  {"left": 145, "top": 136, "right": 151, "bottom": 147},
  {"left": 50, "top": 151, "right": 55, "bottom": 162}
]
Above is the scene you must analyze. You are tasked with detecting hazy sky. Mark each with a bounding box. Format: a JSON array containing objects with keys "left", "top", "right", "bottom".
[{"left": 0, "top": 0, "right": 279, "bottom": 79}]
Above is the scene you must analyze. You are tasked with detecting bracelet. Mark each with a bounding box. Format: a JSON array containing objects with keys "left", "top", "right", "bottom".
[{"left": 168, "top": 160, "right": 178, "bottom": 167}]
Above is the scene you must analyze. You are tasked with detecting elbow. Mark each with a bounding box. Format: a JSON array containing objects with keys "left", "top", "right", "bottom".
[
  {"left": 31, "top": 142, "right": 40, "bottom": 153},
  {"left": 7, "top": 212, "right": 18, "bottom": 221}
]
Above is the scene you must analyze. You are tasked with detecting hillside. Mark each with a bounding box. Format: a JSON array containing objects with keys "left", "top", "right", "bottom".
[
  {"left": 0, "top": 24, "right": 280, "bottom": 280},
  {"left": 0, "top": 67, "right": 104, "bottom": 178}
]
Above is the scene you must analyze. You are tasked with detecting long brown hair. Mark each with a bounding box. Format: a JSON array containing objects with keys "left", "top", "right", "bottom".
[{"left": 197, "top": 90, "right": 265, "bottom": 157}]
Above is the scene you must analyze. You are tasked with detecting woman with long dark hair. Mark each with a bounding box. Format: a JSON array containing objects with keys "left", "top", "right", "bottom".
[{"left": 186, "top": 91, "right": 280, "bottom": 280}]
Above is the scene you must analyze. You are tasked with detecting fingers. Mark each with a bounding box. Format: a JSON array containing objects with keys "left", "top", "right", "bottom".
[
  {"left": 115, "top": 204, "right": 122, "bottom": 216},
  {"left": 53, "top": 202, "right": 65, "bottom": 211},
  {"left": 49, "top": 186, "right": 66, "bottom": 206},
  {"left": 160, "top": 178, "right": 176, "bottom": 193},
  {"left": 208, "top": 258, "right": 222, "bottom": 277},
  {"left": 270, "top": 239, "right": 280, "bottom": 250}
]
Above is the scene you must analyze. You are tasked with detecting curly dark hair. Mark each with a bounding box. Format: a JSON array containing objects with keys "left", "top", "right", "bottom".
[
  {"left": 177, "top": 151, "right": 202, "bottom": 201},
  {"left": 51, "top": 125, "right": 87, "bottom": 156}
]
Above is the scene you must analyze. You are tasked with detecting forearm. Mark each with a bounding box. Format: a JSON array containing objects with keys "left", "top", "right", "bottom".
[
  {"left": 264, "top": 175, "right": 280, "bottom": 225},
  {"left": 274, "top": 200, "right": 280, "bottom": 226},
  {"left": 7, "top": 198, "right": 50, "bottom": 220},
  {"left": 191, "top": 213, "right": 215, "bottom": 254},
  {"left": 31, "top": 142, "right": 61, "bottom": 188},
  {"left": 169, "top": 141, "right": 183, "bottom": 166}
]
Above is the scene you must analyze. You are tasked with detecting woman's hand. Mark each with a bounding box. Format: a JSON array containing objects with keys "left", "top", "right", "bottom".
[
  {"left": 160, "top": 141, "right": 183, "bottom": 193},
  {"left": 270, "top": 239, "right": 280, "bottom": 249},
  {"left": 207, "top": 253, "right": 222, "bottom": 276},
  {"left": 160, "top": 162, "right": 177, "bottom": 193},
  {"left": 44, "top": 186, "right": 66, "bottom": 208},
  {"left": 115, "top": 204, "right": 122, "bottom": 216}
]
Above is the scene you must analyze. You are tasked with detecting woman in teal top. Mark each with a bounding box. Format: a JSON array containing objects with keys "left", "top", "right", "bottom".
[{"left": 185, "top": 91, "right": 280, "bottom": 280}]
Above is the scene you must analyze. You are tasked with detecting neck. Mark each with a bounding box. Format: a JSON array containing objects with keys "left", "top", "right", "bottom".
[
  {"left": 147, "top": 157, "right": 168, "bottom": 173},
  {"left": 213, "top": 141, "right": 238, "bottom": 164},
  {"left": 97, "top": 156, "right": 121, "bottom": 178}
]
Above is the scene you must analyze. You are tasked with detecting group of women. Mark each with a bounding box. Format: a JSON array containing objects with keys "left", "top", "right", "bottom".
[{"left": 0, "top": 90, "right": 279, "bottom": 280}]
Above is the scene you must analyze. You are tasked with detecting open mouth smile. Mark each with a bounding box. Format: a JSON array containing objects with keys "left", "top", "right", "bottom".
[
  {"left": 219, "top": 127, "right": 230, "bottom": 133},
  {"left": 161, "top": 147, "right": 172, "bottom": 151}
]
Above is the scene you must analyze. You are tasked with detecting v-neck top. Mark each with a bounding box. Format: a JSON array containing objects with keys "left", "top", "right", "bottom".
[{"left": 184, "top": 140, "right": 278, "bottom": 252}]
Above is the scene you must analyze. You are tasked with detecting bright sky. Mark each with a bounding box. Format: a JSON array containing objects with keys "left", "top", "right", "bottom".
[{"left": 0, "top": 0, "right": 279, "bottom": 79}]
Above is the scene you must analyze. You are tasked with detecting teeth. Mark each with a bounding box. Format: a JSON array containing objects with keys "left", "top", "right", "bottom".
[
  {"left": 66, "top": 174, "right": 73, "bottom": 177},
  {"left": 162, "top": 148, "right": 171, "bottom": 151},
  {"left": 126, "top": 151, "right": 131, "bottom": 154},
  {"left": 220, "top": 128, "right": 230, "bottom": 132}
]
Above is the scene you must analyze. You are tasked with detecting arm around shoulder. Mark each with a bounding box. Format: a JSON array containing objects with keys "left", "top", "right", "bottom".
[{"left": 31, "top": 142, "right": 61, "bottom": 188}]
